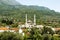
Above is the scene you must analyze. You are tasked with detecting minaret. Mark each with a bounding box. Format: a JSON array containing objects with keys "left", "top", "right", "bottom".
[
  {"left": 34, "top": 14, "right": 36, "bottom": 25},
  {"left": 25, "top": 14, "right": 27, "bottom": 25}
]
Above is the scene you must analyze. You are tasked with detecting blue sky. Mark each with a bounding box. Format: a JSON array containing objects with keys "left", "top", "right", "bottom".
[{"left": 16, "top": 0, "right": 60, "bottom": 12}]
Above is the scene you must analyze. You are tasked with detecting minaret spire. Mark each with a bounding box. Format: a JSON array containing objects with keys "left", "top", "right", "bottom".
[
  {"left": 25, "top": 14, "right": 27, "bottom": 25},
  {"left": 34, "top": 14, "right": 36, "bottom": 25}
]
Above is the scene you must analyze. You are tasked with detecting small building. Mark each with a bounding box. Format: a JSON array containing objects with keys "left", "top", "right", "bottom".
[
  {"left": 53, "top": 28, "right": 60, "bottom": 31},
  {"left": 0, "top": 27, "right": 19, "bottom": 32},
  {"left": 0, "top": 27, "right": 9, "bottom": 32}
]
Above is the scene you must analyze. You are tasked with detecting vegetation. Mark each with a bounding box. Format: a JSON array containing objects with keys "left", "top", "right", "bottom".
[
  {"left": 0, "top": 32, "right": 23, "bottom": 40},
  {"left": 0, "top": 5, "right": 60, "bottom": 27},
  {"left": 0, "top": 0, "right": 60, "bottom": 40},
  {"left": 0, "top": 27, "right": 60, "bottom": 40}
]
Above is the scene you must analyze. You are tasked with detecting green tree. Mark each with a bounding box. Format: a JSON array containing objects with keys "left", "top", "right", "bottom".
[
  {"left": 42, "top": 26, "right": 54, "bottom": 35},
  {"left": 29, "top": 27, "right": 43, "bottom": 40},
  {"left": 0, "top": 32, "right": 23, "bottom": 40}
]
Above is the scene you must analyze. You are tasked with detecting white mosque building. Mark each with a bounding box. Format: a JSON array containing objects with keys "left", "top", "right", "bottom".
[{"left": 18, "top": 14, "right": 44, "bottom": 28}]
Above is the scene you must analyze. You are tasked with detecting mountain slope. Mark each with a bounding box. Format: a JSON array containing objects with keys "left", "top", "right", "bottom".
[
  {"left": 0, "top": 0, "right": 20, "bottom": 5},
  {"left": 0, "top": 0, "right": 60, "bottom": 27}
]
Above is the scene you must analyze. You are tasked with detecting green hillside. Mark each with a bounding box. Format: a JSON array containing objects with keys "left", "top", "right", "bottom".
[
  {"left": 0, "top": 0, "right": 20, "bottom": 5},
  {"left": 0, "top": 0, "right": 60, "bottom": 27}
]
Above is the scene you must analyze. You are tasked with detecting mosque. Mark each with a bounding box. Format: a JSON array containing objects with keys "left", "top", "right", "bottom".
[{"left": 18, "top": 14, "right": 44, "bottom": 28}]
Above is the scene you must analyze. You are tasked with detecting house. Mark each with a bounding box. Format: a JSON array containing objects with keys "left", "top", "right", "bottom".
[
  {"left": 0, "top": 27, "right": 19, "bottom": 32},
  {"left": 53, "top": 28, "right": 60, "bottom": 31},
  {"left": 0, "top": 27, "right": 9, "bottom": 32}
]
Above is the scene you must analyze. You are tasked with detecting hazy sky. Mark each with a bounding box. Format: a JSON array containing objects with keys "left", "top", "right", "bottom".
[{"left": 16, "top": 0, "right": 60, "bottom": 12}]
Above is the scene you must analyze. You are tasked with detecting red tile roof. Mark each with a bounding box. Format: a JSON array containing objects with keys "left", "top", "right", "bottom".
[
  {"left": 54, "top": 28, "right": 60, "bottom": 31},
  {"left": 0, "top": 27, "right": 19, "bottom": 32},
  {"left": 0, "top": 27, "right": 9, "bottom": 30},
  {"left": 10, "top": 28, "right": 19, "bottom": 31}
]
